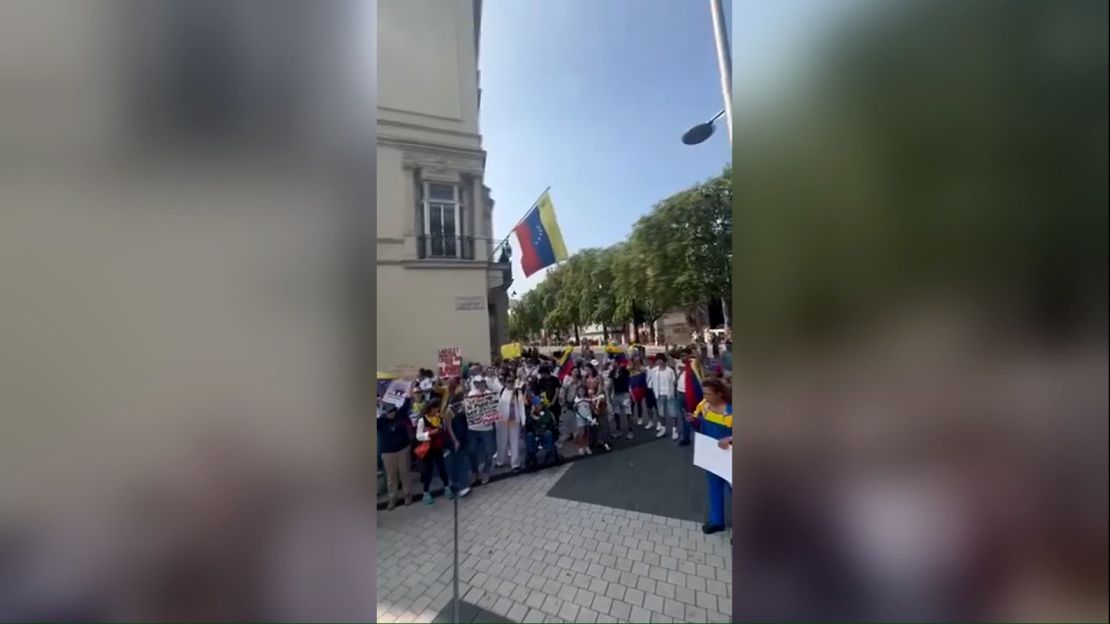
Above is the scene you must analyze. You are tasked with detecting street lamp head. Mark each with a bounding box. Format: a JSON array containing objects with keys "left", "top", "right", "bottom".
[{"left": 682, "top": 121, "right": 716, "bottom": 145}]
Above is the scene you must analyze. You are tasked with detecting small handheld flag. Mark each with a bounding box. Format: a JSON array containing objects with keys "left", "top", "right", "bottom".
[
  {"left": 684, "top": 358, "right": 704, "bottom": 413},
  {"left": 556, "top": 346, "right": 575, "bottom": 381}
]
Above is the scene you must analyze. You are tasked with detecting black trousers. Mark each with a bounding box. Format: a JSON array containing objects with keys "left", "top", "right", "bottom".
[{"left": 420, "top": 447, "right": 448, "bottom": 492}]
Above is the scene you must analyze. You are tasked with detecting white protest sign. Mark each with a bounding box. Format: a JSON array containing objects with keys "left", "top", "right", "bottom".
[
  {"left": 382, "top": 380, "right": 410, "bottom": 408},
  {"left": 463, "top": 392, "right": 502, "bottom": 427},
  {"left": 693, "top": 432, "right": 732, "bottom": 485}
]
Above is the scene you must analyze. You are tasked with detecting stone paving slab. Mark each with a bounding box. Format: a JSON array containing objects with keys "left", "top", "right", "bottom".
[
  {"left": 377, "top": 452, "right": 732, "bottom": 623},
  {"left": 432, "top": 600, "right": 514, "bottom": 623}
]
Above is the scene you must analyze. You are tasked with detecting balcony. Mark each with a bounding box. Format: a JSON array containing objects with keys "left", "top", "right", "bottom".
[{"left": 417, "top": 235, "right": 476, "bottom": 261}]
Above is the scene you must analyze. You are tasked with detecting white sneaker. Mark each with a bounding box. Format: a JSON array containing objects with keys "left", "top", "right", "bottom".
[
  {"left": 585, "top": 447, "right": 593, "bottom": 455},
  {"left": 578, "top": 447, "right": 586, "bottom": 456},
  {"left": 626, "top": 432, "right": 634, "bottom": 440},
  {"left": 644, "top": 422, "right": 654, "bottom": 430},
  {"left": 459, "top": 487, "right": 471, "bottom": 497},
  {"left": 655, "top": 428, "right": 666, "bottom": 438},
  {"left": 672, "top": 429, "right": 679, "bottom": 441}
]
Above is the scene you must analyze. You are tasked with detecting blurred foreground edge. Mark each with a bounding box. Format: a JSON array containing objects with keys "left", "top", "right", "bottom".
[
  {"left": 1, "top": 1, "right": 378, "bottom": 621},
  {"left": 731, "top": 0, "right": 1107, "bottom": 622}
]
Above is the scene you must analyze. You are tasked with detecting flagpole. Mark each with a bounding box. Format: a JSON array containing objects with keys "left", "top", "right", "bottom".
[{"left": 488, "top": 186, "right": 552, "bottom": 262}]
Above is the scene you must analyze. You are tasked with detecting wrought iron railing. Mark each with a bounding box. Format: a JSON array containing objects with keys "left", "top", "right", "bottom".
[{"left": 417, "top": 235, "right": 476, "bottom": 260}]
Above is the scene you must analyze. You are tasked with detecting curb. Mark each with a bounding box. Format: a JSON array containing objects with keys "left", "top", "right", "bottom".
[{"left": 377, "top": 433, "right": 675, "bottom": 511}]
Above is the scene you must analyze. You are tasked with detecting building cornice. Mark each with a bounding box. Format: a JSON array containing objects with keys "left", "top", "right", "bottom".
[
  {"left": 378, "top": 136, "right": 486, "bottom": 176},
  {"left": 379, "top": 258, "right": 499, "bottom": 271},
  {"left": 378, "top": 134, "right": 485, "bottom": 159},
  {"left": 377, "top": 117, "right": 482, "bottom": 142}
]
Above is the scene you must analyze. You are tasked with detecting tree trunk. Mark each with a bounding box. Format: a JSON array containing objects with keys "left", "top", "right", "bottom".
[{"left": 574, "top": 325, "right": 580, "bottom": 343}]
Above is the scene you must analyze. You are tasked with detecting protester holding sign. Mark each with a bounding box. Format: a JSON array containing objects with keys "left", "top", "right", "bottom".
[
  {"left": 465, "top": 376, "right": 498, "bottom": 486},
  {"left": 686, "top": 377, "right": 733, "bottom": 534}
]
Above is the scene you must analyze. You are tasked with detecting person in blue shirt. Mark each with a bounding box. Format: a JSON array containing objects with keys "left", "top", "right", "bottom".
[{"left": 686, "top": 377, "right": 733, "bottom": 534}]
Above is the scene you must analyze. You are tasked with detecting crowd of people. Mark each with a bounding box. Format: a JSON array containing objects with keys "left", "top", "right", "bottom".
[{"left": 377, "top": 341, "right": 734, "bottom": 533}]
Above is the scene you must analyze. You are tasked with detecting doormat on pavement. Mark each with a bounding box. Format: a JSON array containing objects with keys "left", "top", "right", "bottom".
[{"left": 432, "top": 600, "right": 514, "bottom": 624}]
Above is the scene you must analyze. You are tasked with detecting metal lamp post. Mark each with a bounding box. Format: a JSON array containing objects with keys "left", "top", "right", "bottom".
[
  {"left": 683, "top": 0, "right": 732, "bottom": 146},
  {"left": 709, "top": 0, "right": 732, "bottom": 140}
]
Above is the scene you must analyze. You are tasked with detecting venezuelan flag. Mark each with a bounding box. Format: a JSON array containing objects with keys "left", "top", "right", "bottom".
[
  {"left": 514, "top": 190, "right": 568, "bottom": 277},
  {"left": 684, "top": 358, "right": 704, "bottom": 413},
  {"left": 556, "top": 345, "right": 575, "bottom": 381},
  {"left": 629, "top": 370, "right": 648, "bottom": 403}
]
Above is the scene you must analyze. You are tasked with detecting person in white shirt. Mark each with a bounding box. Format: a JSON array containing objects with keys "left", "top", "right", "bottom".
[
  {"left": 654, "top": 356, "right": 678, "bottom": 440},
  {"left": 644, "top": 356, "right": 664, "bottom": 437},
  {"left": 494, "top": 373, "right": 525, "bottom": 472},
  {"left": 572, "top": 386, "right": 597, "bottom": 456},
  {"left": 676, "top": 356, "right": 692, "bottom": 446}
]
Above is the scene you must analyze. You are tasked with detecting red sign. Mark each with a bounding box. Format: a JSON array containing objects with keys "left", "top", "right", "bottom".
[{"left": 437, "top": 347, "right": 462, "bottom": 378}]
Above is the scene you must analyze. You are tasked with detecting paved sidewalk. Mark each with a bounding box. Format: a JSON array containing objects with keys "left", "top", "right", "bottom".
[{"left": 376, "top": 461, "right": 732, "bottom": 623}]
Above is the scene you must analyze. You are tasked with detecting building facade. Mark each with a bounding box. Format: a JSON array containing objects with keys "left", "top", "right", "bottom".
[{"left": 377, "top": 0, "right": 510, "bottom": 370}]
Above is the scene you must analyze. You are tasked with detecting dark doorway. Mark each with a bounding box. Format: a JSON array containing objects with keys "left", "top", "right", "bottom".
[{"left": 707, "top": 298, "right": 725, "bottom": 328}]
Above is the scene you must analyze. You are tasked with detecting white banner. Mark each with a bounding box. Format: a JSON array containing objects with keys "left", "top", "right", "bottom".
[
  {"left": 463, "top": 392, "right": 502, "bottom": 427},
  {"left": 382, "top": 380, "right": 409, "bottom": 408}
]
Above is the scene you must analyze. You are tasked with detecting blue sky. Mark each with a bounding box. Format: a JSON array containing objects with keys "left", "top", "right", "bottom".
[{"left": 479, "top": 0, "right": 733, "bottom": 295}]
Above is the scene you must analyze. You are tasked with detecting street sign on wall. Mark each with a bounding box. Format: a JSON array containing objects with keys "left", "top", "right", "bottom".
[{"left": 455, "top": 296, "right": 484, "bottom": 311}]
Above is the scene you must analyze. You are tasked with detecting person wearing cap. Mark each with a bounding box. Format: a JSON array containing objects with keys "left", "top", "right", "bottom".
[
  {"left": 377, "top": 402, "right": 413, "bottom": 510},
  {"left": 465, "top": 375, "right": 497, "bottom": 485}
]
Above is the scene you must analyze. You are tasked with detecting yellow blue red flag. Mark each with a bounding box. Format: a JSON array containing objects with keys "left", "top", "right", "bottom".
[{"left": 514, "top": 190, "right": 568, "bottom": 277}]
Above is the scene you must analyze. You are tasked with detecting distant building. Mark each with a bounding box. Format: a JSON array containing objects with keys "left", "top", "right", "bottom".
[{"left": 377, "top": 0, "right": 510, "bottom": 368}]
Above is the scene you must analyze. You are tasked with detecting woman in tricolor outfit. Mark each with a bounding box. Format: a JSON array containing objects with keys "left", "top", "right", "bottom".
[{"left": 687, "top": 377, "right": 733, "bottom": 534}]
